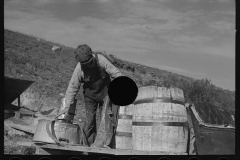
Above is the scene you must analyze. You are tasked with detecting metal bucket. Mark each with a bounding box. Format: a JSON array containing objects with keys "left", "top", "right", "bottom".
[{"left": 33, "top": 119, "right": 81, "bottom": 145}]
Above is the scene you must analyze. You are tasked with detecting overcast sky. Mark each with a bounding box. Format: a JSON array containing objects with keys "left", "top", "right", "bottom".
[{"left": 4, "top": 0, "right": 235, "bottom": 91}]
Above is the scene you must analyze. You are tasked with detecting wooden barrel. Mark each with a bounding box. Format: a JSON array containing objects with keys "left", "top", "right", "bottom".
[
  {"left": 132, "top": 86, "right": 188, "bottom": 153},
  {"left": 115, "top": 104, "right": 133, "bottom": 149}
]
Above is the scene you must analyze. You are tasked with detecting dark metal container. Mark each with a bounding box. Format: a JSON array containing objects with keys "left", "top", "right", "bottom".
[{"left": 189, "top": 103, "right": 235, "bottom": 155}]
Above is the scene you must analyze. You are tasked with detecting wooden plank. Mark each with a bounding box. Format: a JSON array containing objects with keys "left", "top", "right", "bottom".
[
  {"left": 4, "top": 103, "right": 20, "bottom": 110},
  {"left": 16, "top": 141, "right": 34, "bottom": 147},
  {"left": 18, "top": 95, "right": 20, "bottom": 107},
  {"left": 4, "top": 77, "right": 34, "bottom": 103},
  {"left": 6, "top": 122, "right": 36, "bottom": 134},
  {"left": 37, "top": 147, "right": 85, "bottom": 155},
  {"left": 33, "top": 143, "right": 187, "bottom": 155},
  {"left": 186, "top": 107, "right": 196, "bottom": 155},
  {"left": 17, "top": 142, "right": 187, "bottom": 155},
  {"left": 33, "top": 144, "right": 114, "bottom": 155},
  {"left": 15, "top": 142, "right": 74, "bottom": 155},
  {"left": 15, "top": 111, "right": 20, "bottom": 119},
  {"left": 4, "top": 110, "right": 15, "bottom": 119},
  {"left": 35, "top": 146, "right": 40, "bottom": 155},
  {"left": 19, "top": 108, "right": 35, "bottom": 116}
]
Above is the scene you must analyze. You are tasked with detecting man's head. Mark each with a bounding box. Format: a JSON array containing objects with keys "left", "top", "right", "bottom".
[{"left": 74, "top": 44, "right": 96, "bottom": 69}]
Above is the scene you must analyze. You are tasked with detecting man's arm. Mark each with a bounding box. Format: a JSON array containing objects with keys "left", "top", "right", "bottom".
[
  {"left": 65, "top": 62, "right": 82, "bottom": 108},
  {"left": 97, "top": 54, "right": 123, "bottom": 79}
]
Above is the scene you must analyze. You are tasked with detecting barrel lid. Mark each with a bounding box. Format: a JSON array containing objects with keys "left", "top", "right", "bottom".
[
  {"left": 135, "top": 86, "right": 185, "bottom": 103},
  {"left": 134, "top": 97, "right": 185, "bottom": 105}
]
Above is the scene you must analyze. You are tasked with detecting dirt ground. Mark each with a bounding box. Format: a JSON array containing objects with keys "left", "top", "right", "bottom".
[{"left": 4, "top": 123, "right": 36, "bottom": 155}]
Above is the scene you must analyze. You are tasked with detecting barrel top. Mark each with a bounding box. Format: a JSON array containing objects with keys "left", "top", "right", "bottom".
[{"left": 135, "top": 86, "right": 185, "bottom": 103}]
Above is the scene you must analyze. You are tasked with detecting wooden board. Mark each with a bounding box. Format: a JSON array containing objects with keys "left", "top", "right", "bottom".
[
  {"left": 4, "top": 77, "right": 34, "bottom": 104},
  {"left": 16, "top": 142, "right": 187, "bottom": 155},
  {"left": 5, "top": 121, "right": 36, "bottom": 134},
  {"left": 35, "top": 147, "right": 84, "bottom": 155},
  {"left": 32, "top": 143, "right": 187, "bottom": 155}
]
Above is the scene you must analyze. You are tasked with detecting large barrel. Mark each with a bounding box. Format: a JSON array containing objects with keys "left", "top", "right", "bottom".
[
  {"left": 132, "top": 86, "right": 188, "bottom": 153},
  {"left": 115, "top": 104, "right": 133, "bottom": 149}
]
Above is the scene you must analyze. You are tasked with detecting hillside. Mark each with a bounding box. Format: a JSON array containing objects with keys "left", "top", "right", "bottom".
[{"left": 4, "top": 29, "right": 235, "bottom": 115}]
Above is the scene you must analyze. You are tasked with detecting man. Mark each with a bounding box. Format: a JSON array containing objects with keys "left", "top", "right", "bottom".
[{"left": 64, "top": 44, "right": 122, "bottom": 146}]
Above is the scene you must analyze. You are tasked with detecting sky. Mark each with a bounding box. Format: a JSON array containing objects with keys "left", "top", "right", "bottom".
[{"left": 4, "top": 0, "right": 235, "bottom": 91}]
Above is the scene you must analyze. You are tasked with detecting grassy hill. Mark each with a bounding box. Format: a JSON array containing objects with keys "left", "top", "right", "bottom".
[{"left": 4, "top": 29, "right": 235, "bottom": 115}]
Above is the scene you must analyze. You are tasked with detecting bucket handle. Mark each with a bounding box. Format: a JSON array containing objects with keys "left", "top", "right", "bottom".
[
  {"left": 47, "top": 108, "right": 68, "bottom": 146},
  {"left": 46, "top": 119, "right": 65, "bottom": 146}
]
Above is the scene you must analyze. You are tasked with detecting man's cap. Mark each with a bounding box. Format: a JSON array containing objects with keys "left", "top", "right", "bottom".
[{"left": 74, "top": 44, "right": 93, "bottom": 64}]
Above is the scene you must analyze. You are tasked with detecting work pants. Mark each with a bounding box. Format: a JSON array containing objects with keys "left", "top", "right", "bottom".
[
  {"left": 83, "top": 96, "right": 119, "bottom": 148},
  {"left": 83, "top": 96, "right": 104, "bottom": 146}
]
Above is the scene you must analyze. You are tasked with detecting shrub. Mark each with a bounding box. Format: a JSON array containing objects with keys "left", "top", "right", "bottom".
[
  {"left": 188, "top": 78, "right": 218, "bottom": 104},
  {"left": 144, "top": 79, "right": 158, "bottom": 86}
]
